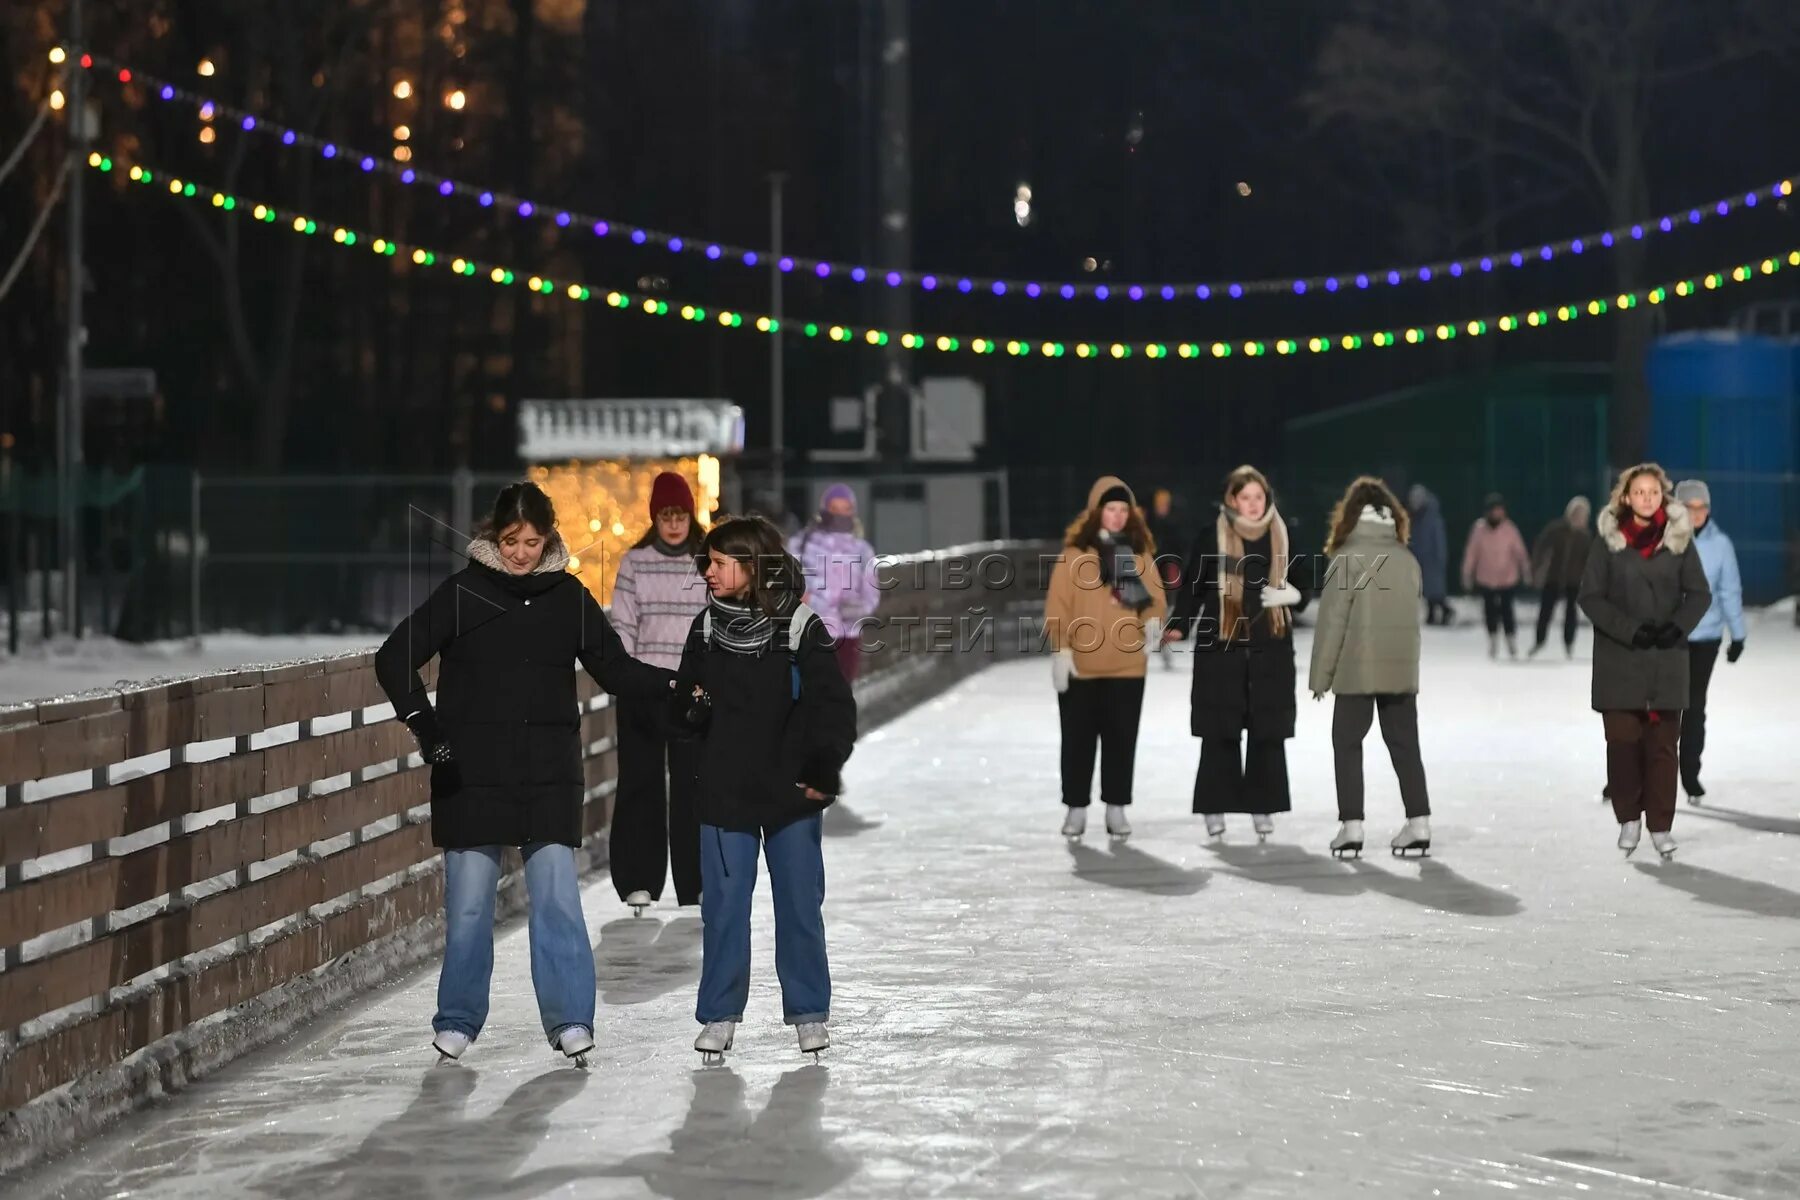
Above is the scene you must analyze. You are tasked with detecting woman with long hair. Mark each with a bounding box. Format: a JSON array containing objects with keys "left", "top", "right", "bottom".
[
  {"left": 788, "top": 484, "right": 881, "bottom": 682},
  {"left": 1309, "top": 477, "right": 1432, "bottom": 858},
  {"left": 1043, "top": 476, "right": 1167, "bottom": 841},
  {"left": 1579, "top": 464, "right": 1710, "bottom": 860},
  {"left": 674, "top": 515, "right": 858, "bottom": 1061},
  {"left": 1166, "top": 465, "right": 1302, "bottom": 841},
  {"left": 608, "top": 472, "right": 709, "bottom": 914},
  {"left": 375, "top": 482, "right": 675, "bottom": 1065}
]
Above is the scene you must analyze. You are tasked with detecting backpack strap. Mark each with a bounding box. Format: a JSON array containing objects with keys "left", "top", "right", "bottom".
[
  {"left": 702, "top": 609, "right": 712, "bottom": 643},
  {"left": 787, "top": 603, "right": 818, "bottom": 654}
]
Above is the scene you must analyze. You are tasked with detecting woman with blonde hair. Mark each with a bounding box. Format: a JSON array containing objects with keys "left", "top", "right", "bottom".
[
  {"left": 1044, "top": 476, "right": 1167, "bottom": 841},
  {"left": 1578, "top": 463, "right": 1710, "bottom": 860},
  {"left": 1308, "top": 477, "right": 1432, "bottom": 858},
  {"left": 1166, "top": 465, "right": 1303, "bottom": 841}
]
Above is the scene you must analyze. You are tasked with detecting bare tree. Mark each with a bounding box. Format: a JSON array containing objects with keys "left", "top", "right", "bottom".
[{"left": 1301, "top": 0, "right": 1800, "bottom": 464}]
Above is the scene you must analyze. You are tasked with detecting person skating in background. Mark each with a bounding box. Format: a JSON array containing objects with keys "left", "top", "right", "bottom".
[
  {"left": 1461, "top": 493, "right": 1532, "bottom": 659},
  {"left": 609, "top": 472, "right": 709, "bottom": 915},
  {"left": 375, "top": 482, "right": 676, "bottom": 1066},
  {"left": 674, "top": 516, "right": 857, "bottom": 1062},
  {"left": 1044, "top": 477, "right": 1167, "bottom": 841},
  {"left": 788, "top": 484, "right": 881, "bottom": 683},
  {"left": 1309, "top": 478, "right": 1432, "bottom": 859},
  {"left": 1529, "top": 495, "right": 1593, "bottom": 658},
  {"left": 1579, "top": 464, "right": 1710, "bottom": 860},
  {"left": 1407, "top": 483, "right": 1452, "bottom": 626},
  {"left": 1166, "top": 465, "right": 1303, "bottom": 843},
  {"left": 1145, "top": 487, "right": 1186, "bottom": 671},
  {"left": 1673, "top": 479, "right": 1746, "bottom": 802}
]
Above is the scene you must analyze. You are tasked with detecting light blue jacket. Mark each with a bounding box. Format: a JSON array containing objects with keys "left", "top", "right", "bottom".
[{"left": 1690, "top": 521, "right": 1747, "bottom": 643}]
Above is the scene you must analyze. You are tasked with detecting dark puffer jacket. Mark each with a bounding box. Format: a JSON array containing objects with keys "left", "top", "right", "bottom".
[
  {"left": 1578, "top": 503, "right": 1710, "bottom": 712},
  {"left": 375, "top": 537, "right": 675, "bottom": 848},
  {"left": 1169, "top": 521, "right": 1300, "bottom": 740}
]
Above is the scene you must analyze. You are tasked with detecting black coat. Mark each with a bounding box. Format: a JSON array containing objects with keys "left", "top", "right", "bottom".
[
  {"left": 672, "top": 606, "right": 858, "bottom": 833},
  {"left": 375, "top": 551, "right": 674, "bottom": 849},
  {"left": 1169, "top": 523, "right": 1300, "bottom": 741},
  {"left": 1579, "top": 503, "right": 1710, "bottom": 712}
]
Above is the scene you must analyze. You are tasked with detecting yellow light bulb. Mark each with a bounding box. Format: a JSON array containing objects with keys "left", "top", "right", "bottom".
[
  {"left": 49, "top": 47, "right": 67, "bottom": 65},
  {"left": 49, "top": 89, "right": 65, "bottom": 111}
]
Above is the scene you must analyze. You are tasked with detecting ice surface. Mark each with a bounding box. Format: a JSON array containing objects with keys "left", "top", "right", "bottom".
[
  {"left": 8, "top": 612, "right": 1800, "bottom": 1198},
  {"left": 0, "top": 633, "right": 383, "bottom": 707}
]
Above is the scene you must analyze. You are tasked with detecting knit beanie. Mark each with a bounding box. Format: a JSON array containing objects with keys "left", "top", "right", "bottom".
[
  {"left": 820, "top": 483, "right": 857, "bottom": 513},
  {"left": 649, "top": 472, "right": 696, "bottom": 519},
  {"left": 1097, "top": 484, "right": 1133, "bottom": 508},
  {"left": 1674, "top": 479, "right": 1710, "bottom": 507}
]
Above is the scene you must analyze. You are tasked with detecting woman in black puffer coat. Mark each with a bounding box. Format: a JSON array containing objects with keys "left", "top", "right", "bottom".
[
  {"left": 376, "top": 482, "right": 674, "bottom": 1063},
  {"left": 1579, "top": 463, "right": 1710, "bottom": 862}
]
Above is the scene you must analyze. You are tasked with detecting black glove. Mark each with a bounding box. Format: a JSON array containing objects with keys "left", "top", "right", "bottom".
[
  {"left": 1630, "top": 623, "right": 1658, "bottom": 649},
  {"left": 1727, "top": 639, "right": 1745, "bottom": 663},
  {"left": 1654, "top": 622, "right": 1685, "bottom": 649},
  {"left": 402, "top": 708, "right": 453, "bottom": 760},
  {"left": 684, "top": 688, "right": 713, "bottom": 730}
]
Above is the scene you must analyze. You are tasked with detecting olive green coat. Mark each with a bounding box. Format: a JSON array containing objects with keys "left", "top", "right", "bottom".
[{"left": 1307, "top": 516, "right": 1423, "bottom": 697}]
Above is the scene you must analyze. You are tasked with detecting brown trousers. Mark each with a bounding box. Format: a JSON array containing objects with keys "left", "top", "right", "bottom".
[{"left": 1603, "top": 711, "right": 1682, "bottom": 833}]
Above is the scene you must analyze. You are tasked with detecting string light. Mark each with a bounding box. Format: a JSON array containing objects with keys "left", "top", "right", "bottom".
[
  {"left": 99, "top": 152, "right": 1796, "bottom": 366},
  {"left": 92, "top": 55, "right": 1798, "bottom": 306}
]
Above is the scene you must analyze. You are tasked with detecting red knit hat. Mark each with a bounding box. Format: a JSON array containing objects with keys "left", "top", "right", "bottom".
[{"left": 649, "top": 472, "right": 696, "bottom": 519}]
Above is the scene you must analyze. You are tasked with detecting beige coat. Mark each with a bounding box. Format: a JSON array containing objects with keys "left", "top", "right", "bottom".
[{"left": 1044, "top": 477, "right": 1168, "bottom": 680}]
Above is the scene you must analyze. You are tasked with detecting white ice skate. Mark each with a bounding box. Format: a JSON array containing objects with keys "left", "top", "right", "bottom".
[
  {"left": 1390, "top": 817, "right": 1431, "bottom": 858},
  {"left": 625, "top": 890, "right": 653, "bottom": 916},
  {"left": 557, "top": 1026, "right": 595, "bottom": 1068},
  {"left": 1487, "top": 633, "right": 1499, "bottom": 659},
  {"left": 1505, "top": 634, "right": 1519, "bottom": 660},
  {"left": 1202, "top": 813, "right": 1226, "bottom": 841},
  {"left": 796, "top": 1022, "right": 830, "bottom": 1058},
  {"left": 1252, "top": 813, "right": 1275, "bottom": 843},
  {"left": 695, "top": 1021, "right": 736, "bottom": 1065},
  {"left": 432, "top": 1029, "right": 471, "bottom": 1062},
  {"left": 1617, "top": 819, "right": 1642, "bottom": 858},
  {"left": 1651, "top": 830, "right": 1676, "bottom": 861},
  {"left": 1061, "top": 806, "right": 1087, "bottom": 840},
  {"left": 1105, "top": 804, "right": 1131, "bottom": 840},
  {"left": 1329, "top": 820, "right": 1365, "bottom": 859}
]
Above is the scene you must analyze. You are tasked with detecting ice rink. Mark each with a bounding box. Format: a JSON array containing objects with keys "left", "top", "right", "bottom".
[{"left": 11, "top": 613, "right": 1800, "bottom": 1199}]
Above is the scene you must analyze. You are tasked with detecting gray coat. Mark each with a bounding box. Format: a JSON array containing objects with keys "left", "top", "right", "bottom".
[
  {"left": 1578, "top": 503, "right": 1710, "bottom": 712},
  {"left": 1308, "top": 515, "right": 1423, "bottom": 696}
]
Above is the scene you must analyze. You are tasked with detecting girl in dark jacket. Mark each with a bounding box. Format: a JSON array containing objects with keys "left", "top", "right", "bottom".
[
  {"left": 1165, "top": 465, "right": 1305, "bottom": 842},
  {"left": 1578, "top": 464, "right": 1710, "bottom": 860},
  {"left": 673, "top": 516, "right": 857, "bottom": 1062},
  {"left": 376, "top": 482, "right": 675, "bottom": 1065}
]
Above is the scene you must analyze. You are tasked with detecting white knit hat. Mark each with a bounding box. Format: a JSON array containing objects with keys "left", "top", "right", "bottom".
[{"left": 1674, "top": 479, "right": 1710, "bottom": 506}]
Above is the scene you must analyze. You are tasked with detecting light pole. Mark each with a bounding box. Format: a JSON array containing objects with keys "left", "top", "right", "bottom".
[{"left": 61, "top": 0, "right": 87, "bottom": 638}]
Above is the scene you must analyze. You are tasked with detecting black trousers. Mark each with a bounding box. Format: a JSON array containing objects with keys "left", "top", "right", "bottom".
[
  {"left": 1331, "top": 694, "right": 1431, "bottom": 822},
  {"left": 1479, "top": 588, "right": 1517, "bottom": 637},
  {"left": 610, "top": 699, "right": 703, "bottom": 905},
  {"left": 1058, "top": 676, "right": 1146, "bottom": 807},
  {"left": 1425, "top": 598, "right": 1454, "bottom": 626},
  {"left": 1680, "top": 639, "right": 1721, "bottom": 789},
  {"left": 1533, "top": 584, "right": 1580, "bottom": 649},
  {"left": 1193, "top": 735, "right": 1291, "bottom": 814}
]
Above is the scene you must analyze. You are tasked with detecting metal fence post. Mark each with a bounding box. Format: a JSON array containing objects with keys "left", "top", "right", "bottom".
[
  {"left": 190, "top": 469, "right": 202, "bottom": 645},
  {"left": 451, "top": 467, "right": 474, "bottom": 541}
]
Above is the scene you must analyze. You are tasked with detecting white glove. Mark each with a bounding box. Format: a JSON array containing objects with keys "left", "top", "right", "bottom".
[
  {"left": 1143, "top": 617, "right": 1163, "bottom": 651},
  {"left": 1262, "top": 582, "right": 1302, "bottom": 609},
  {"left": 1051, "top": 648, "right": 1076, "bottom": 694}
]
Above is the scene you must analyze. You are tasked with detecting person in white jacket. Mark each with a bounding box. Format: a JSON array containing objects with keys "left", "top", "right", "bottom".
[{"left": 1673, "top": 479, "right": 1747, "bottom": 801}]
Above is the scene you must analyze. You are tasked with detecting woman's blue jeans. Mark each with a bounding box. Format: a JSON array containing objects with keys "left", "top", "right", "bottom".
[
  {"left": 435, "top": 842, "right": 595, "bottom": 1046},
  {"left": 696, "top": 815, "right": 830, "bottom": 1026}
]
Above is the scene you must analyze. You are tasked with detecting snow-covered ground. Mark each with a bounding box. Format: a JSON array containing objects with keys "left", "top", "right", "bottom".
[
  {"left": 9, "top": 610, "right": 1800, "bottom": 1199},
  {"left": 0, "top": 632, "right": 383, "bottom": 706}
]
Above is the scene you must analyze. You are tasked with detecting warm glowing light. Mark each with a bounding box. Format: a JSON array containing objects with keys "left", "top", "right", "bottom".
[
  {"left": 49, "top": 89, "right": 65, "bottom": 111},
  {"left": 445, "top": 89, "right": 467, "bottom": 111},
  {"left": 49, "top": 47, "right": 67, "bottom": 65},
  {"left": 393, "top": 80, "right": 414, "bottom": 100},
  {"left": 197, "top": 58, "right": 216, "bottom": 77},
  {"left": 199, "top": 126, "right": 216, "bottom": 144}
]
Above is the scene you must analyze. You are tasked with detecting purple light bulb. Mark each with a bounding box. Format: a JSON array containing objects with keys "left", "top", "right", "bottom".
[
  {"left": 1745, "top": 193, "right": 1758, "bottom": 208},
  {"left": 1325, "top": 277, "right": 1339, "bottom": 292},
  {"left": 361, "top": 157, "right": 376, "bottom": 172},
  {"left": 1031, "top": 283, "right": 1046, "bottom": 298},
  {"left": 479, "top": 192, "right": 494, "bottom": 206},
  {"left": 1449, "top": 263, "right": 1463, "bottom": 277},
  {"left": 705, "top": 244, "right": 720, "bottom": 258},
  {"left": 519, "top": 201, "right": 535, "bottom": 217},
  {"left": 1571, "top": 239, "right": 1584, "bottom": 254},
  {"left": 742, "top": 251, "right": 757, "bottom": 265},
  {"left": 1479, "top": 257, "right": 1493, "bottom": 272},
  {"left": 1061, "top": 284, "right": 1076, "bottom": 299},
  {"left": 1096, "top": 285, "right": 1111, "bottom": 300},
  {"left": 322, "top": 143, "right": 337, "bottom": 158},
  {"left": 440, "top": 181, "right": 455, "bottom": 197},
  {"left": 1716, "top": 200, "right": 1730, "bottom": 216},
  {"left": 779, "top": 257, "right": 794, "bottom": 272},
  {"left": 815, "top": 262, "right": 831, "bottom": 278},
  {"left": 632, "top": 230, "right": 649, "bottom": 245},
  {"left": 992, "top": 281, "right": 1008, "bottom": 295},
  {"left": 1127, "top": 285, "right": 1143, "bottom": 301},
  {"left": 1293, "top": 281, "right": 1307, "bottom": 295},
  {"left": 1659, "top": 217, "right": 1673, "bottom": 233},
  {"left": 1510, "top": 252, "right": 1525, "bottom": 267},
  {"left": 1631, "top": 225, "right": 1644, "bottom": 239},
  {"left": 1386, "top": 270, "right": 1401, "bottom": 285},
  {"left": 669, "top": 237, "right": 684, "bottom": 252},
  {"left": 556, "top": 212, "right": 572, "bottom": 227},
  {"left": 160, "top": 85, "right": 175, "bottom": 100},
  {"left": 594, "top": 221, "right": 610, "bottom": 236},
  {"left": 1195, "top": 285, "right": 1211, "bottom": 299},
  {"left": 1228, "top": 283, "right": 1244, "bottom": 298},
  {"left": 922, "top": 275, "right": 938, "bottom": 290},
  {"left": 957, "top": 278, "right": 973, "bottom": 293},
  {"left": 851, "top": 268, "right": 867, "bottom": 282},
  {"left": 1159, "top": 285, "right": 1174, "bottom": 300},
  {"left": 1689, "top": 209, "right": 1702, "bottom": 224},
  {"left": 242, "top": 116, "right": 256, "bottom": 131},
  {"left": 401, "top": 169, "right": 416, "bottom": 184},
  {"left": 1600, "top": 232, "right": 1614, "bottom": 247},
  {"left": 1355, "top": 275, "right": 1369, "bottom": 289},
  {"left": 1418, "top": 267, "right": 1432, "bottom": 281},
  {"left": 1540, "top": 246, "right": 1553, "bottom": 260},
  {"left": 282, "top": 130, "right": 296, "bottom": 146}
]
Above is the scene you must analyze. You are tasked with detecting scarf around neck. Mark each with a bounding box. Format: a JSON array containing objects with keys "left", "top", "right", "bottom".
[
  {"left": 707, "top": 589, "right": 798, "bottom": 655},
  {"left": 1216, "top": 505, "right": 1290, "bottom": 640},
  {"left": 1096, "top": 530, "right": 1153, "bottom": 613},
  {"left": 1621, "top": 508, "right": 1667, "bottom": 560}
]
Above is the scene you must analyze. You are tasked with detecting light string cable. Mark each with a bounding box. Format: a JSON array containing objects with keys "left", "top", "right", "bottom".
[
  {"left": 87, "top": 52, "right": 1799, "bottom": 304},
  {"left": 0, "top": 76, "right": 65, "bottom": 189},
  {"left": 0, "top": 160, "right": 71, "bottom": 304},
  {"left": 96, "top": 153, "right": 1800, "bottom": 362}
]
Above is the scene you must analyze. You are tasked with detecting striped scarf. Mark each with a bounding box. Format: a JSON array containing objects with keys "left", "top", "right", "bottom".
[{"left": 707, "top": 591, "right": 797, "bottom": 655}]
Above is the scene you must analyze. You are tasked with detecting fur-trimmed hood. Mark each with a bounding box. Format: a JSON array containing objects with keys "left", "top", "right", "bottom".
[
  {"left": 1597, "top": 501, "right": 1692, "bottom": 556},
  {"left": 466, "top": 532, "right": 572, "bottom": 575}
]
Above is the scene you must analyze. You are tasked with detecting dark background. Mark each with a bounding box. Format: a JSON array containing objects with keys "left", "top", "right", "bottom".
[{"left": 2, "top": 0, "right": 1797, "bottom": 524}]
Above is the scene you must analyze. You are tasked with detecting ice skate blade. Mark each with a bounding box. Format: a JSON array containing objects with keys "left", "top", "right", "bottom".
[
  {"left": 1391, "top": 843, "right": 1430, "bottom": 858},
  {"left": 1330, "top": 844, "right": 1363, "bottom": 859},
  {"left": 1620, "top": 844, "right": 1638, "bottom": 859},
  {"left": 567, "top": 1052, "right": 591, "bottom": 1069},
  {"left": 698, "top": 1050, "right": 726, "bottom": 1065}
]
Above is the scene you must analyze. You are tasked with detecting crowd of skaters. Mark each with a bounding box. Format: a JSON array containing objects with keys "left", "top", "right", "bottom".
[{"left": 365, "top": 460, "right": 1746, "bottom": 1069}]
